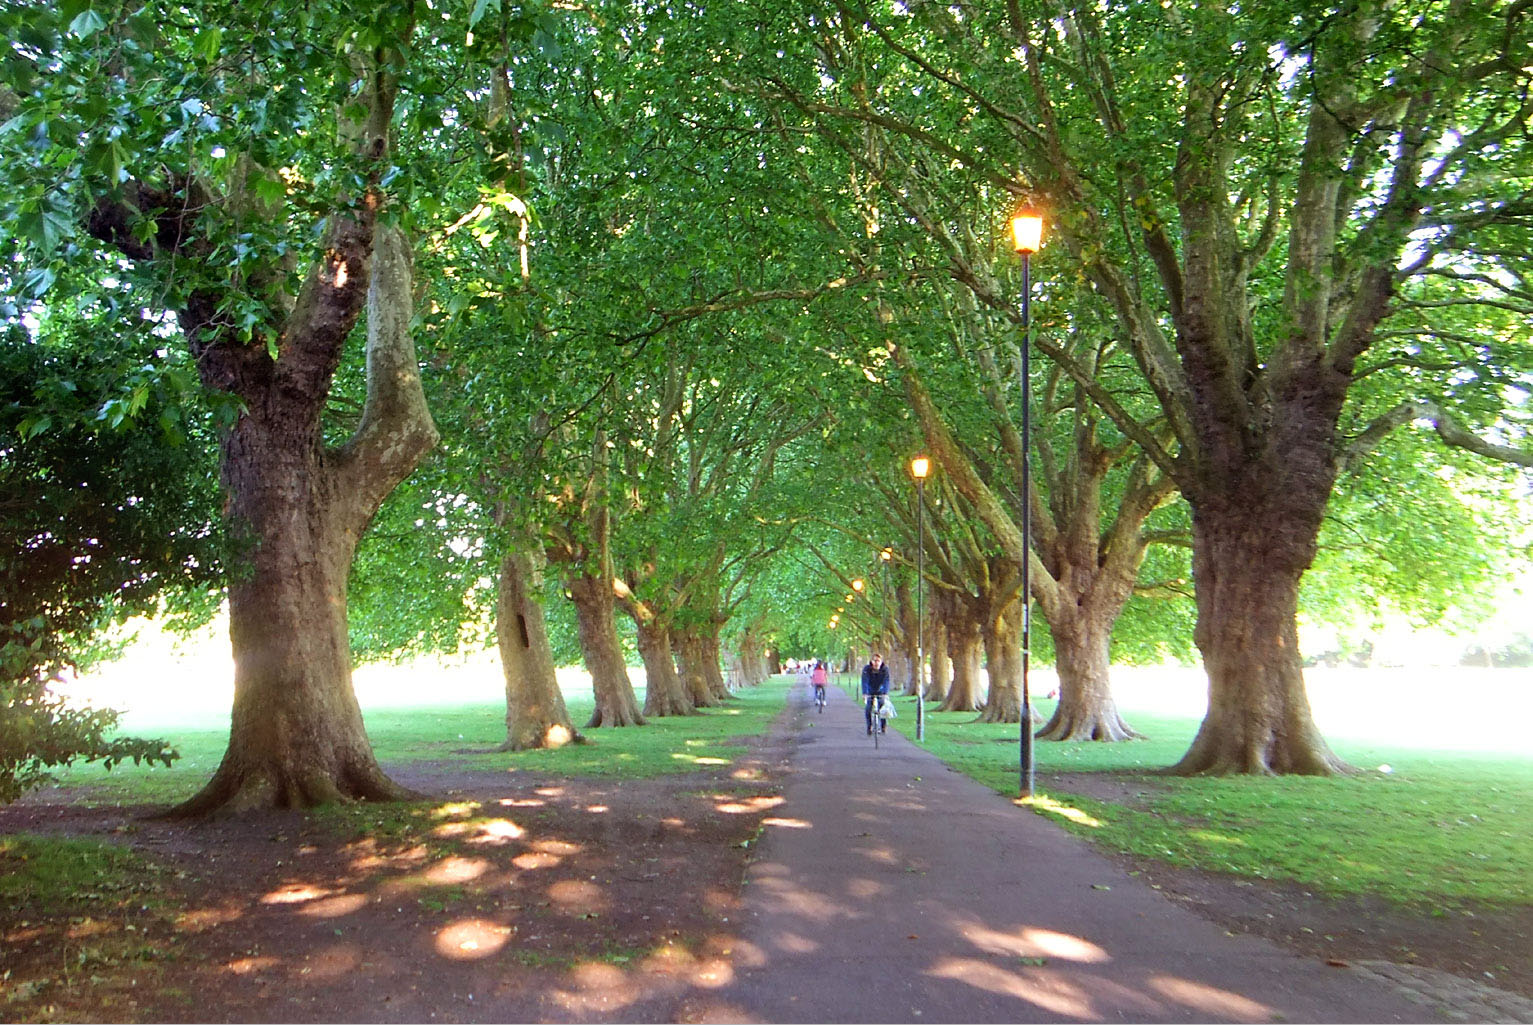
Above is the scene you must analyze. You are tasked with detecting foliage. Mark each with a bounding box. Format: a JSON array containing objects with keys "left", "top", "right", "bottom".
[{"left": 0, "top": 321, "right": 219, "bottom": 801}]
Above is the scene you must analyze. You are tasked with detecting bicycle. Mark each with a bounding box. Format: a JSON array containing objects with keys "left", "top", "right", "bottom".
[
  {"left": 813, "top": 683, "right": 826, "bottom": 712},
  {"left": 866, "top": 694, "right": 888, "bottom": 748}
]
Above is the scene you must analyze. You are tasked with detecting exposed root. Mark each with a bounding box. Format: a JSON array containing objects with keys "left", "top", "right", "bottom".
[
  {"left": 1035, "top": 707, "right": 1144, "bottom": 742},
  {"left": 586, "top": 704, "right": 646, "bottom": 728},
  {"left": 1165, "top": 736, "right": 1353, "bottom": 777},
  {"left": 163, "top": 755, "right": 423, "bottom": 818}
]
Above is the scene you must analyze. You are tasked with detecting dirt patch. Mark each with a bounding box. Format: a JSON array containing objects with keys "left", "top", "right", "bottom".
[
  {"left": 1050, "top": 771, "right": 1533, "bottom": 1002},
  {"left": 0, "top": 723, "right": 797, "bottom": 1024}
]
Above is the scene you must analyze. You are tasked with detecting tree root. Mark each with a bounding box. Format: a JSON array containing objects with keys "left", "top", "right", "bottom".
[
  {"left": 586, "top": 704, "right": 646, "bottom": 728},
  {"left": 1035, "top": 708, "right": 1144, "bottom": 742},
  {"left": 163, "top": 755, "right": 424, "bottom": 818}
]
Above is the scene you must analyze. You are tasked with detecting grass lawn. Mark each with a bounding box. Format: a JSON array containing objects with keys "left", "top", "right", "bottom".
[
  {"left": 39, "top": 675, "right": 791, "bottom": 806},
  {"left": 887, "top": 695, "right": 1533, "bottom": 909}
]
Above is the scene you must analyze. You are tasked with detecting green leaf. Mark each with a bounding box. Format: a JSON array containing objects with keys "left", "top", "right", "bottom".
[
  {"left": 67, "top": 8, "right": 107, "bottom": 39},
  {"left": 21, "top": 267, "right": 56, "bottom": 299},
  {"left": 468, "top": 0, "right": 498, "bottom": 30}
]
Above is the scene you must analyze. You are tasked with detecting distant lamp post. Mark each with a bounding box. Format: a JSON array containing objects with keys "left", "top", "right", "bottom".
[
  {"left": 880, "top": 548, "right": 893, "bottom": 653},
  {"left": 910, "top": 455, "right": 931, "bottom": 742},
  {"left": 1011, "top": 203, "right": 1044, "bottom": 798}
]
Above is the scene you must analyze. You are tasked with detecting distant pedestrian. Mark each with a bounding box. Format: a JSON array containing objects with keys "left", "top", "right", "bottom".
[{"left": 861, "top": 653, "right": 891, "bottom": 734}]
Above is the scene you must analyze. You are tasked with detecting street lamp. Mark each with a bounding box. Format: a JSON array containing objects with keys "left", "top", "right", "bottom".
[
  {"left": 910, "top": 455, "right": 931, "bottom": 742},
  {"left": 1011, "top": 204, "right": 1043, "bottom": 798}
]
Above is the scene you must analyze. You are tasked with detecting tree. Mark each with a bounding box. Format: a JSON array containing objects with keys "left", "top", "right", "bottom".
[{"left": 5, "top": 5, "right": 440, "bottom": 810}]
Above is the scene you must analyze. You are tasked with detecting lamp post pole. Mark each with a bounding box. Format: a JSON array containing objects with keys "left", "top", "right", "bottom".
[
  {"left": 911, "top": 456, "right": 930, "bottom": 742},
  {"left": 1012, "top": 208, "right": 1043, "bottom": 799},
  {"left": 880, "top": 548, "right": 892, "bottom": 655}
]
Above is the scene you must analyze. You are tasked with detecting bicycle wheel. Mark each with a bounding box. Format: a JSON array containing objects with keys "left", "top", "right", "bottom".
[{"left": 872, "top": 705, "right": 880, "bottom": 749}]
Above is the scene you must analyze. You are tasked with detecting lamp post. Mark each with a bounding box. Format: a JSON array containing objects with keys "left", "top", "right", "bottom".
[
  {"left": 910, "top": 455, "right": 931, "bottom": 742},
  {"left": 879, "top": 548, "right": 892, "bottom": 655},
  {"left": 1011, "top": 206, "right": 1043, "bottom": 799}
]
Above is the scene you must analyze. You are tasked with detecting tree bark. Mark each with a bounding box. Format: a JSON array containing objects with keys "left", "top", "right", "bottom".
[
  {"left": 1037, "top": 607, "right": 1141, "bottom": 741},
  {"left": 940, "top": 603, "right": 984, "bottom": 712},
  {"left": 173, "top": 224, "right": 438, "bottom": 814},
  {"left": 1169, "top": 499, "right": 1347, "bottom": 775},
  {"left": 568, "top": 573, "right": 645, "bottom": 728},
  {"left": 675, "top": 629, "right": 723, "bottom": 708},
  {"left": 635, "top": 617, "right": 694, "bottom": 718},
  {"left": 927, "top": 611, "right": 950, "bottom": 703},
  {"left": 498, "top": 548, "right": 584, "bottom": 750},
  {"left": 700, "top": 628, "right": 731, "bottom": 700},
  {"left": 978, "top": 599, "right": 1022, "bottom": 724}
]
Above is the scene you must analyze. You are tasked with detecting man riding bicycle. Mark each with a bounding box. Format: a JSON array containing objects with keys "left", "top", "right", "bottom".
[
  {"left": 861, "top": 653, "right": 891, "bottom": 734},
  {"left": 809, "top": 660, "right": 829, "bottom": 709}
]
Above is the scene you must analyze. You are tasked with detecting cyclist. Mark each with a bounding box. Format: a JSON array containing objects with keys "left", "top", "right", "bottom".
[
  {"left": 860, "top": 653, "right": 891, "bottom": 735},
  {"left": 809, "top": 659, "right": 829, "bottom": 709}
]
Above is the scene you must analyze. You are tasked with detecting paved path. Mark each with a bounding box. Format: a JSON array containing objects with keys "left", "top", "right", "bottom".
[{"left": 694, "top": 684, "right": 1436, "bottom": 1023}]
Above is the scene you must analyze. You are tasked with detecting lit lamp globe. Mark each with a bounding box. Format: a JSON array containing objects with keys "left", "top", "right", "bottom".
[
  {"left": 910, "top": 455, "right": 930, "bottom": 480},
  {"left": 1011, "top": 208, "right": 1043, "bottom": 255}
]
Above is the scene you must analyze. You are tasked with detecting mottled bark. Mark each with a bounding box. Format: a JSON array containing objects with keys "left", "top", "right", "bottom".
[
  {"left": 700, "top": 629, "right": 731, "bottom": 700},
  {"left": 926, "top": 612, "right": 950, "bottom": 703},
  {"left": 978, "top": 600, "right": 1023, "bottom": 724},
  {"left": 568, "top": 573, "right": 644, "bottom": 728},
  {"left": 173, "top": 223, "right": 437, "bottom": 815},
  {"left": 498, "top": 548, "right": 584, "bottom": 750},
  {"left": 1170, "top": 499, "right": 1347, "bottom": 775},
  {"left": 635, "top": 617, "right": 694, "bottom": 718},
  {"left": 675, "top": 629, "right": 723, "bottom": 708},
  {"left": 940, "top": 604, "right": 984, "bottom": 713},
  {"left": 1037, "top": 607, "right": 1140, "bottom": 742}
]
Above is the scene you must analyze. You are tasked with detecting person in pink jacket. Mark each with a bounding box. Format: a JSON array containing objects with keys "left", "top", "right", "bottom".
[{"left": 809, "top": 660, "right": 829, "bottom": 707}]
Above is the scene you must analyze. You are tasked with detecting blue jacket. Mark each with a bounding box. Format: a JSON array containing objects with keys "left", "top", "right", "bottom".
[{"left": 861, "top": 662, "right": 891, "bottom": 696}]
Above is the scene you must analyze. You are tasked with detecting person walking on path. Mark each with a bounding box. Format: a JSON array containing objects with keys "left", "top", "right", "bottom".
[{"left": 860, "top": 652, "right": 891, "bottom": 734}]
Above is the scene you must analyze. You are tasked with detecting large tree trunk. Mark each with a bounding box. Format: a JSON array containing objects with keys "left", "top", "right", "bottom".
[
  {"left": 940, "top": 605, "right": 984, "bottom": 712},
  {"left": 1171, "top": 500, "right": 1346, "bottom": 775},
  {"left": 498, "top": 548, "right": 583, "bottom": 750},
  {"left": 174, "top": 225, "right": 437, "bottom": 814},
  {"left": 568, "top": 573, "right": 645, "bottom": 728},
  {"left": 635, "top": 618, "right": 694, "bottom": 718},
  {"left": 675, "top": 630, "right": 723, "bottom": 708},
  {"left": 978, "top": 599, "right": 1022, "bottom": 724},
  {"left": 1037, "top": 603, "right": 1141, "bottom": 742}
]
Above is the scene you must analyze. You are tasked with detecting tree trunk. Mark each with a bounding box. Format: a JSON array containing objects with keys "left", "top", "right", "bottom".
[
  {"left": 173, "top": 224, "right": 436, "bottom": 815},
  {"left": 940, "top": 606, "right": 984, "bottom": 712},
  {"left": 1170, "top": 499, "right": 1346, "bottom": 775},
  {"left": 701, "top": 629, "right": 731, "bottom": 700},
  {"left": 635, "top": 618, "right": 694, "bottom": 718},
  {"left": 1037, "top": 606, "right": 1141, "bottom": 742},
  {"left": 568, "top": 573, "right": 645, "bottom": 728},
  {"left": 498, "top": 548, "right": 584, "bottom": 750},
  {"left": 978, "top": 599, "right": 1022, "bottom": 724},
  {"left": 675, "top": 629, "right": 722, "bottom": 708},
  {"left": 927, "top": 613, "right": 950, "bottom": 703}
]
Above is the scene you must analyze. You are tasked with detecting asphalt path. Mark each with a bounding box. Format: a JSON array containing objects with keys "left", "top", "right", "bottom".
[{"left": 694, "top": 681, "right": 1427, "bottom": 1024}]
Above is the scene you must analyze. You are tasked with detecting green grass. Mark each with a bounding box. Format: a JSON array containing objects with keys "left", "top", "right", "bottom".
[
  {"left": 888, "top": 697, "right": 1533, "bottom": 908},
  {"left": 0, "top": 833, "right": 168, "bottom": 908},
  {"left": 42, "top": 674, "right": 791, "bottom": 805}
]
